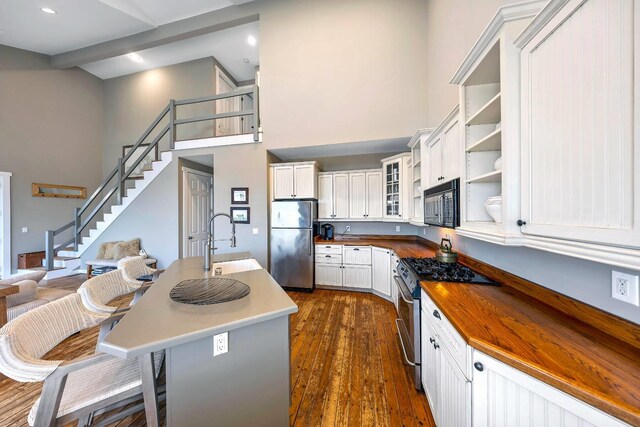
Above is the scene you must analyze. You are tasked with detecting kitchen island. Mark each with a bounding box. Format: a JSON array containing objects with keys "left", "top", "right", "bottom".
[{"left": 98, "top": 252, "right": 298, "bottom": 427}]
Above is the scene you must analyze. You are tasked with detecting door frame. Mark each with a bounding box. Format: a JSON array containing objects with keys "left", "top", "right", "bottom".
[
  {"left": 0, "top": 172, "right": 11, "bottom": 278},
  {"left": 181, "top": 167, "right": 213, "bottom": 259},
  {"left": 214, "top": 66, "right": 239, "bottom": 136}
]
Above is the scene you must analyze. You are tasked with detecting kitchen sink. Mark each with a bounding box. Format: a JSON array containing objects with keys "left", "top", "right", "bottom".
[
  {"left": 211, "top": 258, "right": 262, "bottom": 275},
  {"left": 170, "top": 277, "right": 250, "bottom": 305}
]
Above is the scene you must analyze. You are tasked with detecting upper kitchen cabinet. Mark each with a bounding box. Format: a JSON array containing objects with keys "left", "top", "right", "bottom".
[
  {"left": 381, "top": 153, "right": 412, "bottom": 221},
  {"left": 408, "top": 128, "right": 433, "bottom": 225},
  {"left": 270, "top": 161, "right": 319, "bottom": 200},
  {"left": 515, "top": 0, "right": 640, "bottom": 269},
  {"left": 450, "top": 1, "right": 546, "bottom": 245},
  {"left": 318, "top": 172, "right": 349, "bottom": 220},
  {"left": 422, "top": 107, "right": 461, "bottom": 191},
  {"left": 349, "top": 170, "right": 383, "bottom": 220}
]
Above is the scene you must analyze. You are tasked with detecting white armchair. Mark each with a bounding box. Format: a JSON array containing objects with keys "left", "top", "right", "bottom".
[{"left": 0, "top": 293, "right": 164, "bottom": 427}]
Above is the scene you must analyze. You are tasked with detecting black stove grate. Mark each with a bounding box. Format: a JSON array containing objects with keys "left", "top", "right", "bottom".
[{"left": 402, "top": 257, "right": 498, "bottom": 285}]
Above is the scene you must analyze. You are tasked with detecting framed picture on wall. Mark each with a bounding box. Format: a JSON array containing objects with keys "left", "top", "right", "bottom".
[
  {"left": 231, "top": 187, "right": 249, "bottom": 204},
  {"left": 122, "top": 144, "right": 159, "bottom": 180},
  {"left": 230, "top": 207, "right": 250, "bottom": 224}
]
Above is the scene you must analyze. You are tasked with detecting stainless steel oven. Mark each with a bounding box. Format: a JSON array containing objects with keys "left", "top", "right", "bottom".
[
  {"left": 394, "top": 262, "right": 421, "bottom": 390},
  {"left": 424, "top": 178, "right": 460, "bottom": 228}
]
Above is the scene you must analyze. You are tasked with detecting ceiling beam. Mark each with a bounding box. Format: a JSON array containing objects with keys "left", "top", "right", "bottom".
[{"left": 50, "top": 5, "right": 260, "bottom": 69}]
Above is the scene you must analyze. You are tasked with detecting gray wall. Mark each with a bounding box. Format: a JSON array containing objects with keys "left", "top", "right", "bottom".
[
  {"left": 102, "top": 57, "right": 217, "bottom": 176},
  {"left": 328, "top": 222, "right": 418, "bottom": 237},
  {"left": 258, "top": 0, "right": 428, "bottom": 149},
  {"left": 0, "top": 45, "right": 104, "bottom": 272},
  {"left": 425, "top": 0, "right": 510, "bottom": 125}
]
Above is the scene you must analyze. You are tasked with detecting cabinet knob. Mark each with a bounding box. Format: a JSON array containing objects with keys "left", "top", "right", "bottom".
[
  {"left": 432, "top": 310, "right": 441, "bottom": 320},
  {"left": 517, "top": 219, "right": 527, "bottom": 226},
  {"left": 429, "top": 337, "right": 435, "bottom": 344},
  {"left": 433, "top": 342, "right": 440, "bottom": 350},
  {"left": 474, "top": 362, "right": 484, "bottom": 372}
]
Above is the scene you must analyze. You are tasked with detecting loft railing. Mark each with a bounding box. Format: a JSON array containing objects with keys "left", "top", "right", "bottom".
[{"left": 44, "top": 85, "right": 260, "bottom": 271}]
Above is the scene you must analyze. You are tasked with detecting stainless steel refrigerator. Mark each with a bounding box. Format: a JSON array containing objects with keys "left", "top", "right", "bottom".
[{"left": 270, "top": 200, "right": 317, "bottom": 290}]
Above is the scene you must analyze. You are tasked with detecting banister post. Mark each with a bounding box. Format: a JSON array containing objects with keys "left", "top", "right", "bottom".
[
  {"left": 116, "top": 157, "right": 124, "bottom": 205},
  {"left": 45, "top": 230, "right": 54, "bottom": 271},
  {"left": 73, "top": 207, "right": 81, "bottom": 251},
  {"left": 253, "top": 85, "right": 259, "bottom": 142},
  {"left": 169, "top": 99, "right": 176, "bottom": 149}
]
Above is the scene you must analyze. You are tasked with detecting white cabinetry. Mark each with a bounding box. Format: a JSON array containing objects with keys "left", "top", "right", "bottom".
[
  {"left": 372, "top": 247, "right": 391, "bottom": 297},
  {"left": 472, "top": 351, "right": 628, "bottom": 427},
  {"left": 450, "top": 2, "right": 545, "bottom": 246},
  {"left": 318, "top": 173, "right": 349, "bottom": 219},
  {"left": 423, "top": 107, "right": 462, "bottom": 191},
  {"left": 516, "top": 0, "right": 640, "bottom": 269},
  {"left": 349, "top": 171, "right": 383, "bottom": 220},
  {"left": 270, "top": 162, "right": 318, "bottom": 200},
  {"left": 381, "top": 153, "right": 412, "bottom": 221},
  {"left": 390, "top": 251, "right": 400, "bottom": 311},
  {"left": 408, "top": 129, "right": 432, "bottom": 225},
  {"left": 315, "top": 245, "right": 343, "bottom": 286},
  {"left": 420, "top": 292, "right": 471, "bottom": 427},
  {"left": 342, "top": 265, "right": 371, "bottom": 289},
  {"left": 314, "top": 245, "right": 372, "bottom": 289}
]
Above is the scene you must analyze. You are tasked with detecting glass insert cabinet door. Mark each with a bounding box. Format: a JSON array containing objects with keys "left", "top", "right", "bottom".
[{"left": 385, "top": 161, "right": 401, "bottom": 216}]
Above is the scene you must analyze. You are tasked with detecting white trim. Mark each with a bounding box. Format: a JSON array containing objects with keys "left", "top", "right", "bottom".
[
  {"left": 0, "top": 172, "right": 12, "bottom": 278},
  {"left": 174, "top": 133, "right": 262, "bottom": 150},
  {"left": 456, "top": 226, "right": 524, "bottom": 246},
  {"left": 424, "top": 105, "right": 460, "bottom": 147},
  {"left": 269, "top": 160, "right": 318, "bottom": 167},
  {"left": 523, "top": 235, "right": 640, "bottom": 271},
  {"left": 514, "top": 0, "right": 573, "bottom": 48},
  {"left": 181, "top": 166, "right": 213, "bottom": 178},
  {"left": 450, "top": 0, "right": 547, "bottom": 84},
  {"left": 407, "top": 127, "right": 435, "bottom": 149},
  {"left": 181, "top": 168, "right": 213, "bottom": 259}
]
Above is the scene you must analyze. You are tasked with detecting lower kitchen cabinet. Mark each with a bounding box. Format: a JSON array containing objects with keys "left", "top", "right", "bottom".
[
  {"left": 372, "top": 247, "right": 391, "bottom": 297},
  {"left": 315, "top": 263, "right": 342, "bottom": 286},
  {"left": 472, "top": 352, "right": 628, "bottom": 427},
  {"left": 342, "top": 265, "right": 372, "bottom": 289},
  {"left": 421, "top": 300, "right": 471, "bottom": 427}
]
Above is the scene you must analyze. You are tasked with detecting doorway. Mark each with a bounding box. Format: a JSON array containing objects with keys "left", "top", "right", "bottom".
[
  {"left": 182, "top": 166, "right": 213, "bottom": 258},
  {"left": 215, "top": 67, "right": 240, "bottom": 136}
]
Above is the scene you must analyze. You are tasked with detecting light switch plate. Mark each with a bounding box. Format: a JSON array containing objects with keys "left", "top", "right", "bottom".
[
  {"left": 395, "top": 226, "right": 400, "bottom": 232},
  {"left": 213, "top": 332, "right": 228, "bottom": 356},
  {"left": 611, "top": 271, "right": 639, "bottom": 306},
  {"left": 21, "top": 227, "right": 28, "bottom": 233},
  {"left": 252, "top": 228, "right": 259, "bottom": 235}
]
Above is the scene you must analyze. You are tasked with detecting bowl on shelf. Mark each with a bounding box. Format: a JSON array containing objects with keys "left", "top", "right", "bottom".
[
  {"left": 484, "top": 195, "right": 502, "bottom": 223},
  {"left": 494, "top": 156, "right": 502, "bottom": 171}
]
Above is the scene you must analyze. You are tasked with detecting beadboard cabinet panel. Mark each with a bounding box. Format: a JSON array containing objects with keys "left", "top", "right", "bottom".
[
  {"left": 317, "top": 174, "right": 333, "bottom": 219},
  {"left": 520, "top": 0, "right": 639, "bottom": 248},
  {"left": 472, "top": 352, "right": 628, "bottom": 427},
  {"left": 366, "top": 171, "right": 384, "bottom": 219},
  {"left": 315, "top": 263, "right": 342, "bottom": 287},
  {"left": 333, "top": 173, "right": 350, "bottom": 219},
  {"left": 342, "top": 265, "right": 372, "bottom": 289},
  {"left": 294, "top": 165, "right": 316, "bottom": 199},
  {"left": 349, "top": 173, "right": 367, "bottom": 219}
]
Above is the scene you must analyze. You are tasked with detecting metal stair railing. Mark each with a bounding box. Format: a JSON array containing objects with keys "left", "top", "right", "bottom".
[{"left": 44, "top": 85, "right": 260, "bottom": 271}]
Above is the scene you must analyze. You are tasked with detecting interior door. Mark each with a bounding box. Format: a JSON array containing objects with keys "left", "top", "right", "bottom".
[{"left": 183, "top": 169, "right": 212, "bottom": 258}]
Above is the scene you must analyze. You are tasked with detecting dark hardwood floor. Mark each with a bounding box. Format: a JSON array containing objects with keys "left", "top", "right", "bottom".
[{"left": 0, "top": 276, "right": 434, "bottom": 427}]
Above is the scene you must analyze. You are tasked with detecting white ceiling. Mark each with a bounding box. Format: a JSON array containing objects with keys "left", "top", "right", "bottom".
[
  {"left": 0, "top": 0, "right": 256, "bottom": 55},
  {"left": 80, "top": 21, "right": 259, "bottom": 80}
]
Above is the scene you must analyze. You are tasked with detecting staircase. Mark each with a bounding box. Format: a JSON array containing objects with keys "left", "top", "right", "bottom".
[{"left": 43, "top": 86, "right": 260, "bottom": 278}]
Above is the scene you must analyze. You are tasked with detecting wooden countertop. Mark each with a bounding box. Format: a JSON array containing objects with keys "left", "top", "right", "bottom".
[{"left": 315, "top": 235, "right": 640, "bottom": 425}]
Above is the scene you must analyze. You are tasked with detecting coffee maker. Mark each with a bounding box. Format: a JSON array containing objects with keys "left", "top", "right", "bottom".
[{"left": 320, "top": 223, "right": 334, "bottom": 240}]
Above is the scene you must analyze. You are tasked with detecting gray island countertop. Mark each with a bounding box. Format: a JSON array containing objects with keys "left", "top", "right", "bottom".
[{"left": 98, "top": 253, "right": 298, "bottom": 359}]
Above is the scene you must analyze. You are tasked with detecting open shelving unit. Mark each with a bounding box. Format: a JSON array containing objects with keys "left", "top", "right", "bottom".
[{"left": 408, "top": 128, "right": 432, "bottom": 226}]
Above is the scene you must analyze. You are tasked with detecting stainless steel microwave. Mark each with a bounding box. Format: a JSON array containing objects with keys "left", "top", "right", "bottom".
[{"left": 424, "top": 178, "right": 460, "bottom": 228}]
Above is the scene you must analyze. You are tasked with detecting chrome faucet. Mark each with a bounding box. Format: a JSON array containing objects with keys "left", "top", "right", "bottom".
[{"left": 204, "top": 212, "right": 237, "bottom": 272}]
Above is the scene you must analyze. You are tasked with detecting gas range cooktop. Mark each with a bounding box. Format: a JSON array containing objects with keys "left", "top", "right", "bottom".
[{"left": 402, "top": 257, "right": 498, "bottom": 285}]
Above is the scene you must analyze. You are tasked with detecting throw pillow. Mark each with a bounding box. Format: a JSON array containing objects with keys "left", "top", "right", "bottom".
[
  {"left": 113, "top": 238, "right": 141, "bottom": 260},
  {"left": 98, "top": 241, "right": 122, "bottom": 260}
]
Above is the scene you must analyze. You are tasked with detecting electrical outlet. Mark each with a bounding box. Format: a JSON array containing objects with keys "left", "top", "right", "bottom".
[
  {"left": 345, "top": 226, "right": 351, "bottom": 232},
  {"left": 213, "top": 332, "right": 228, "bottom": 356},
  {"left": 611, "top": 271, "right": 639, "bottom": 306},
  {"left": 252, "top": 228, "right": 259, "bottom": 235},
  {"left": 423, "top": 228, "right": 427, "bottom": 235},
  {"left": 396, "top": 226, "right": 400, "bottom": 232}
]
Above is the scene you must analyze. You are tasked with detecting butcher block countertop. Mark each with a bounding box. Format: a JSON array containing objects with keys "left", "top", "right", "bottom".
[{"left": 315, "top": 235, "right": 640, "bottom": 425}]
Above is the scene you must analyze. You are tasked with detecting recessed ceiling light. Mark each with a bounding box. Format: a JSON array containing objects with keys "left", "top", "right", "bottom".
[
  {"left": 127, "top": 53, "right": 144, "bottom": 63},
  {"left": 247, "top": 35, "right": 257, "bottom": 46},
  {"left": 243, "top": 58, "right": 250, "bottom": 63},
  {"left": 41, "top": 7, "right": 57, "bottom": 14}
]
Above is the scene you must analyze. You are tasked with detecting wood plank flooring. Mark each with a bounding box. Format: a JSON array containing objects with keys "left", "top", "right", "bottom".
[{"left": 0, "top": 276, "right": 434, "bottom": 427}]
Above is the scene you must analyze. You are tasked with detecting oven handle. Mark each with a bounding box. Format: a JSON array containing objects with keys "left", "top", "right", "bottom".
[
  {"left": 395, "top": 318, "right": 416, "bottom": 367},
  {"left": 393, "top": 276, "right": 414, "bottom": 305}
]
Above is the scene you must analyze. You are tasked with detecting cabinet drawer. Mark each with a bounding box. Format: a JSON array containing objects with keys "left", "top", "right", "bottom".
[
  {"left": 315, "top": 244, "right": 342, "bottom": 255},
  {"left": 343, "top": 246, "right": 372, "bottom": 265},
  {"left": 315, "top": 254, "right": 342, "bottom": 264},
  {"left": 422, "top": 292, "right": 470, "bottom": 378}
]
